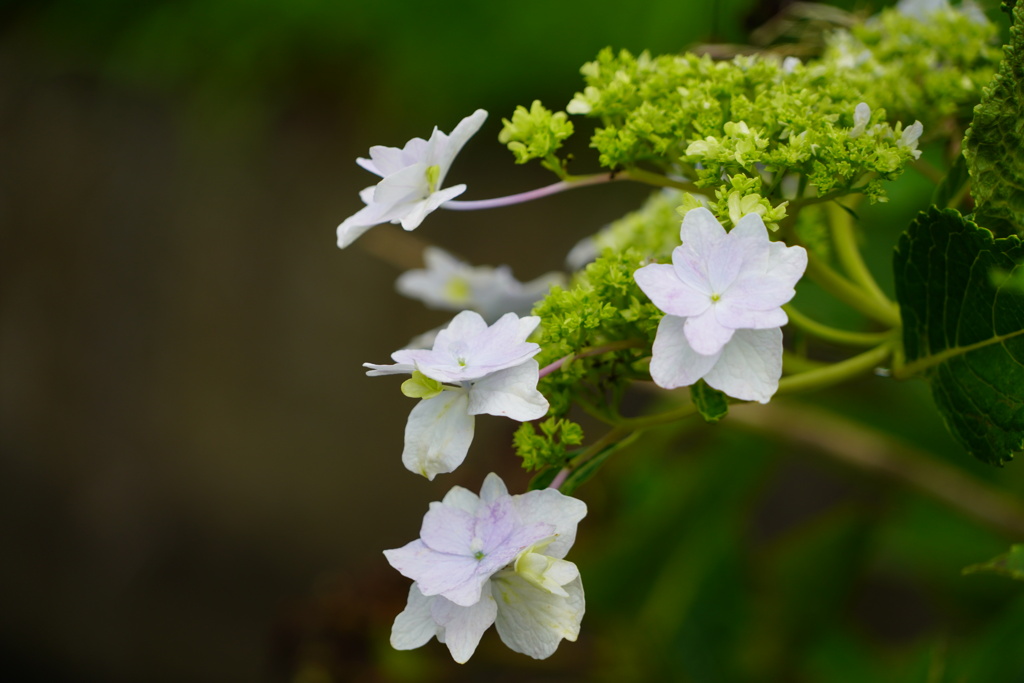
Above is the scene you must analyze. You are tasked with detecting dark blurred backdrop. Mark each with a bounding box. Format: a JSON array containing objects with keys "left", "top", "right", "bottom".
[{"left": 0, "top": 1, "right": 764, "bottom": 681}]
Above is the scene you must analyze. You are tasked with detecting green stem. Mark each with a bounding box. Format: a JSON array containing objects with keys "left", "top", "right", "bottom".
[
  {"left": 784, "top": 304, "right": 895, "bottom": 346},
  {"left": 618, "top": 167, "right": 701, "bottom": 193},
  {"left": 775, "top": 341, "right": 894, "bottom": 394},
  {"left": 826, "top": 201, "right": 898, "bottom": 314},
  {"left": 805, "top": 252, "right": 902, "bottom": 327}
]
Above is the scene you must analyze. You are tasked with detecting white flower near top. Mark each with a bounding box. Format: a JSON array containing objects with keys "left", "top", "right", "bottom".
[
  {"left": 397, "top": 246, "right": 565, "bottom": 322},
  {"left": 337, "top": 109, "right": 488, "bottom": 248},
  {"left": 633, "top": 207, "right": 807, "bottom": 403},
  {"left": 385, "top": 473, "right": 587, "bottom": 663},
  {"left": 849, "top": 102, "right": 871, "bottom": 138},
  {"left": 365, "top": 311, "right": 548, "bottom": 479}
]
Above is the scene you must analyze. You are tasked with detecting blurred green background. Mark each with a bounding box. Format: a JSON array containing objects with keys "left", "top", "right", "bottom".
[{"left": 3, "top": 1, "right": 1024, "bottom": 681}]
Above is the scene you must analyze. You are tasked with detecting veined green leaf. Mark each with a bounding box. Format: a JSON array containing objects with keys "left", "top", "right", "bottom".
[
  {"left": 893, "top": 207, "right": 1024, "bottom": 465},
  {"left": 690, "top": 379, "right": 729, "bottom": 424},
  {"left": 963, "top": 1, "right": 1024, "bottom": 233}
]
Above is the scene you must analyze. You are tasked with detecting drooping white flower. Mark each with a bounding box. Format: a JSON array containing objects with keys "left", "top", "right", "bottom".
[
  {"left": 633, "top": 207, "right": 807, "bottom": 403},
  {"left": 385, "top": 473, "right": 587, "bottom": 663},
  {"left": 337, "top": 109, "right": 487, "bottom": 248},
  {"left": 365, "top": 311, "right": 548, "bottom": 479},
  {"left": 397, "top": 246, "right": 564, "bottom": 322}
]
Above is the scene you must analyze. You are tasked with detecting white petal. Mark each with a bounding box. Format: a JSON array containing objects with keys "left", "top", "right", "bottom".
[
  {"left": 511, "top": 489, "right": 587, "bottom": 559},
  {"left": 634, "top": 263, "right": 710, "bottom": 318},
  {"left": 491, "top": 572, "right": 585, "bottom": 660},
  {"left": 400, "top": 184, "right": 466, "bottom": 231},
  {"left": 374, "top": 162, "right": 430, "bottom": 207},
  {"left": 649, "top": 315, "right": 721, "bottom": 389},
  {"left": 702, "top": 328, "right": 783, "bottom": 403},
  {"left": 431, "top": 591, "right": 498, "bottom": 664},
  {"left": 391, "top": 584, "right": 440, "bottom": 651},
  {"left": 336, "top": 202, "right": 390, "bottom": 248},
  {"left": 683, "top": 307, "right": 736, "bottom": 355},
  {"left": 441, "top": 485, "right": 481, "bottom": 513},
  {"left": 679, "top": 207, "right": 726, "bottom": 250},
  {"left": 714, "top": 300, "right": 788, "bottom": 330},
  {"left": 436, "top": 109, "right": 488, "bottom": 183},
  {"left": 402, "top": 390, "right": 475, "bottom": 479},
  {"left": 479, "top": 472, "right": 509, "bottom": 504},
  {"left": 363, "top": 361, "right": 415, "bottom": 377},
  {"left": 467, "top": 360, "right": 548, "bottom": 421}
]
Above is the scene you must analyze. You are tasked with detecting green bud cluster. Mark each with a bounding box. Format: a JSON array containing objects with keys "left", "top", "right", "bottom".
[
  {"left": 532, "top": 249, "right": 661, "bottom": 417},
  {"left": 498, "top": 100, "right": 574, "bottom": 172},
  {"left": 513, "top": 417, "right": 585, "bottom": 471}
]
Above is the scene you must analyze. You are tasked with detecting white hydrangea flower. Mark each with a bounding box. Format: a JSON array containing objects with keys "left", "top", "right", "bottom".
[
  {"left": 385, "top": 473, "right": 587, "bottom": 663},
  {"left": 397, "top": 247, "right": 564, "bottom": 322},
  {"left": 633, "top": 207, "right": 807, "bottom": 403},
  {"left": 337, "top": 109, "right": 487, "bottom": 248},
  {"left": 365, "top": 311, "right": 548, "bottom": 479}
]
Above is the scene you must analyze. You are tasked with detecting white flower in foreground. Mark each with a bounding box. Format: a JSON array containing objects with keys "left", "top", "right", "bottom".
[
  {"left": 385, "top": 473, "right": 587, "bottom": 663},
  {"left": 337, "top": 109, "right": 487, "bottom": 248},
  {"left": 365, "top": 311, "right": 548, "bottom": 479},
  {"left": 633, "top": 207, "right": 807, "bottom": 403},
  {"left": 397, "top": 246, "right": 564, "bottom": 322}
]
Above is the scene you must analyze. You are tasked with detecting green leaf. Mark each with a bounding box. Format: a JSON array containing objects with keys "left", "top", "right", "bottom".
[
  {"left": 962, "top": 544, "right": 1024, "bottom": 581},
  {"left": 963, "top": 1, "right": 1024, "bottom": 233},
  {"left": 893, "top": 207, "right": 1024, "bottom": 465},
  {"left": 690, "top": 379, "right": 729, "bottom": 424}
]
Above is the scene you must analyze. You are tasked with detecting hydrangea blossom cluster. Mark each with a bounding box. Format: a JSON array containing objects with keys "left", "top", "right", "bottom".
[
  {"left": 329, "top": 4, "right": 1002, "bottom": 663},
  {"left": 634, "top": 208, "right": 807, "bottom": 403},
  {"left": 385, "top": 473, "right": 587, "bottom": 663},
  {"left": 365, "top": 310, "right": 548, "bottom": 480}
]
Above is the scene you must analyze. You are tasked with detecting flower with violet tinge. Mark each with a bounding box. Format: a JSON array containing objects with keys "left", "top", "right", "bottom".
[
  {"left": 364, "top": 310, "right": 548, "bottom": 479},
  {"left": 337, "top": 109, "right": 487, "bottom": 248},
  {"left": 397, "top": 246, "right": 565, "bottom": 322},
  {"left": 385, "top": 472, "right": 587, "bottom": 663},
  {"left": 633, "top": 207, "right": 807, "bottom": 403}
]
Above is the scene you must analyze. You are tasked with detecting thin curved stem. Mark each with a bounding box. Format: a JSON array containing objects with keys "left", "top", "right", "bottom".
[
  {"left": 826, "top": 201, "right": 898, "bottom": 314},
  {"left": 775, "top": 341, "right": 894, "bottom": 394},
  {"left": 442, "top": 173, "right": 620, "bottom": 210},
  {"left": 442, "top": 168, "right": 700, "bottom": 212},
  {"left": 805, "top": 252, "right": 902, "bottom": 327},
  {"left": 784, "top": 304, "right": 895, "bottom": 346},
  {"left": 538, "top": 339, "right": 648, "bottom": 379}
]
